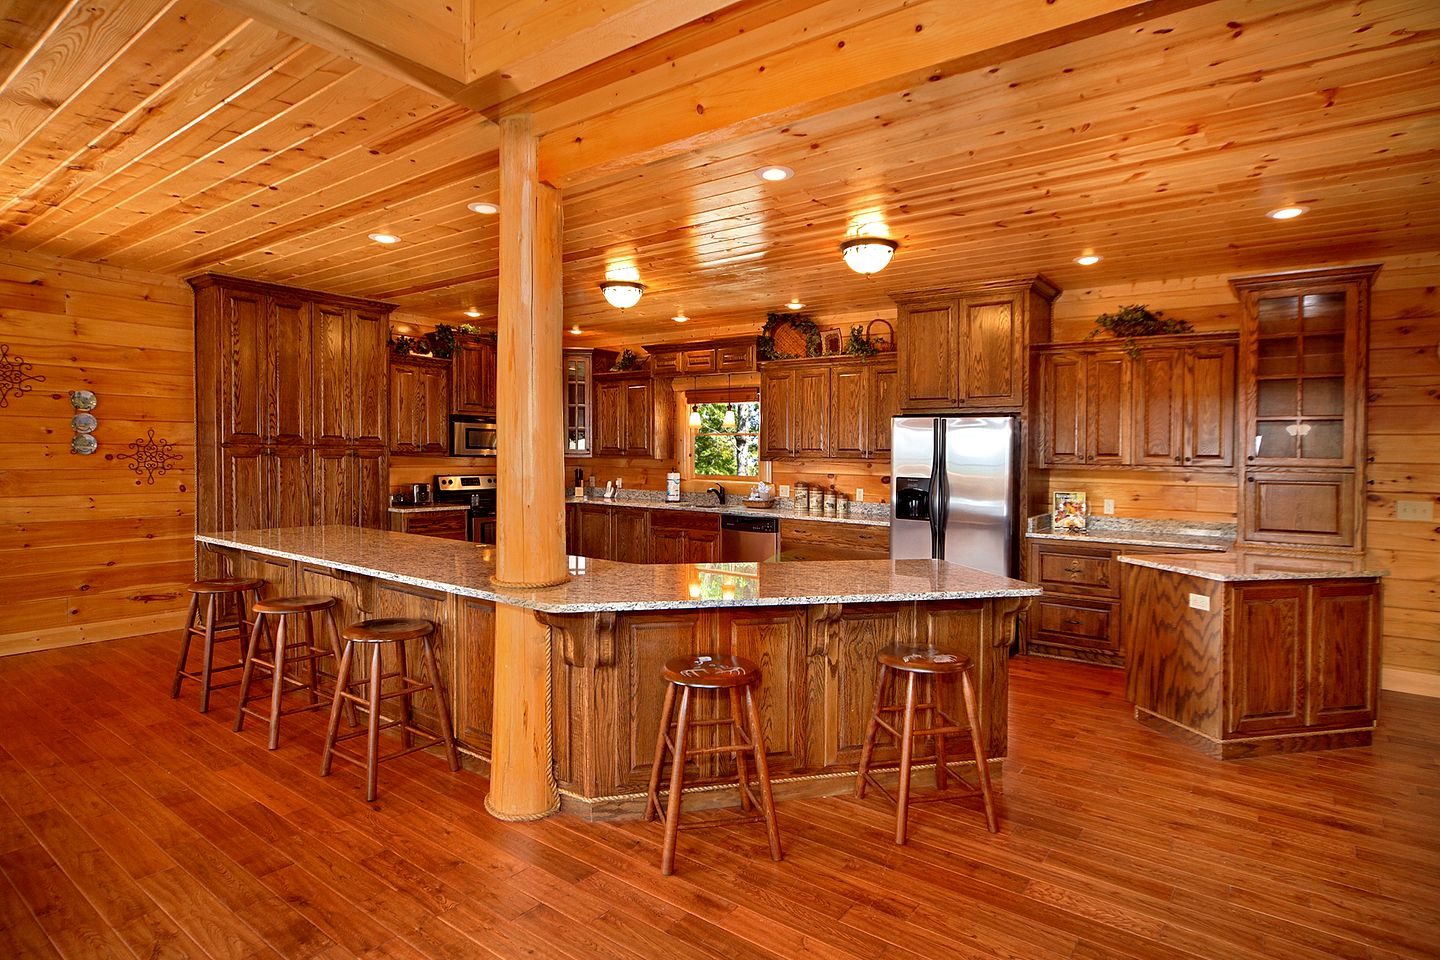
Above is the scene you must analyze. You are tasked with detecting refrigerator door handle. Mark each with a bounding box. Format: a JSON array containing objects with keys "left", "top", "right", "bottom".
[{"left": 929, "top": 421, "right": 947, "bottom": 559}]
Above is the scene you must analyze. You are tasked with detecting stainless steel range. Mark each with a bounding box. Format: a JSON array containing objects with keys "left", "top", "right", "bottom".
[{"left": 434, "top": 474, "right": 497, "bottom": 544}]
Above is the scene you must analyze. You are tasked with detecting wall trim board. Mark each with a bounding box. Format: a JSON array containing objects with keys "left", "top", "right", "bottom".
[
  {"left": 1381, "top": 667, "right": 1440, "bottom": 700},
  {"left": 0, "top": 610, "right": 189, "bottom": 659}
]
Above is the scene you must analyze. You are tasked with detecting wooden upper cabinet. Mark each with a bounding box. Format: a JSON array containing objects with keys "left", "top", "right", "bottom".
[
  {"left": 1132, "top": 348, "right": 1183, "bottom": 466},
  {"left": 1185, "top": 344, "right": 1235, "bottom": 467},
  {"left": 1086, "top": 351, "right": 1130, "bottom": 464},
  {"left": 592, "top": 373, "right": 669, "bottom": 459},
  {"left": 269, "top": 294, "right": 312, "bottom": 442},
  {"left": 312, "top": 303, "right": 348, "bottom": 444},
  {"left": 593, "top": 380, "right": 626, "bottom": 457},
  {"left": 760, "top": 368, "right": 794, "bottom": 460},
  {"left": 1036, "top": 348, "right": 1127, "bottom": 466},
  {"left": 869, "top": 362, "right": 900, "bottom": 458},
  {"left": 452, "top": 336, "right": 497, "bottom": 417},
  {"left": 389, "top": 357, "right": 450, "bottom": 456},
  {"left": 829, "top": 364, "right": 869, "bottom": 459},
  {"left": 623, "top": 379, "right": 655, "bottom": 457},
  {"left": 219, "top": 286, "right": 268, "bottom": 444},
  {"left": 895, "top": 276, "right": 1059, "bottom": 413},
  {"left": 644, "top": 336, "right": 756, "bottom": 376},
  {"left": 1038, "top": 353, "right": 1084, "bottom": 466},
  {"left": 794, "top": 366, "right": 831, "bottom": 459},
  {"left": 349, "top": 309, "right": 388, "bottom": 445},
  {"left": 896, "top": 301, "right": 958, "bottom": 411},
  {"left": 759, "top": 356, "right": 897, "bottom": 462}
]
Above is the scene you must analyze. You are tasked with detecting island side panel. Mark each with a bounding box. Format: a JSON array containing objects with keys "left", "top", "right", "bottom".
[{"left": 1121, "top": 564, "right": 1226, "bottom": 741}]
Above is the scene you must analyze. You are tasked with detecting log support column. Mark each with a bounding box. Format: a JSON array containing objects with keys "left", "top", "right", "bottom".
[{"left": 487, "top": 113, "right": 568, "bottom": 821}]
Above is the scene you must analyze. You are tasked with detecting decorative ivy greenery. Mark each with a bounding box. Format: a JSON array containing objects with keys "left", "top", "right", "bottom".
[
  {"left": 757, "top": 312, "right": 822, "bottom": 360},
  {"left": 844, "top": 324, "right": 879, "bottom": 358},
  {"left": 429, "top": 323, "right": 458, "bottom": 359},
  {"left": 1086, "top": 304, "right": 1192, "bottom": 358},
  {"left": 390, "top": 334, "right": 418, "bottom": 356},
  {"left": 610, "top": 348, "right": 641, "bottom": 371}
]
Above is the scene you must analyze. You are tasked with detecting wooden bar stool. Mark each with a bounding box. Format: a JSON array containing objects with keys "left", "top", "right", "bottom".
[
  {"left": 320, "top": 618, "right": 461, "bottom": 802},
  {"left": 171, "top": 577, "right": 265, "bottom": 714},
  {"left": 644, "top": 654, "right": 782, "bottom": 876},
  {"left": 234, "top": 595, "right": 349, "bottom": 749},
  {"left": 854, "top": 645, "right": 998, "bottom": 844}
]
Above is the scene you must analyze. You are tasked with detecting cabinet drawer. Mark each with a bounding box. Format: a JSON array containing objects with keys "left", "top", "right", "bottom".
[
  {"left": 779, "top": 520, "right": 889, "bottom": 560},
  {"left": 1034, "top": 598, "right": 1114, "bottom": 650},
  {"left": 717, "top": 343, "right": 755, "bottom": 371},
  {"left": 400, "top": 510, "right": 467, "bottom": 539},
  {"left": 650, "top": 509, "right": 719, "bottom": 533},
  {"left": 681, "top": 348, "right": 717, "bottom": 373},
  {"left": 650, "top": 353, "right": 681, "bottom": 375},
  {"left": 1035, "top": 546, "right": 1117, "bottom": 596}
]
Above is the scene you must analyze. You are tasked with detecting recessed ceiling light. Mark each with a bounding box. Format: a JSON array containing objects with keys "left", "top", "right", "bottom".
[
  {"left": 570, "top": 324, "right": 582, "bottom": 335},
  {"left": 467, "top": 201, "right": 499, "bottom": 215},
  {"left": 1074, "top": 254, "right": 1102, "bottom": 266},
  {"left": 756, "top": 165, "right": 793, "bottom": 182},
  {"left": 672, "top": 311, "right": 689, "bottom": 323},
  {"left": 368, "top": 232, "right": 400, "bottom": 244},
  {"left": 785, "top": 300, "right": 805, "bottom": 310},
  {"left": 1267, "top": 206, "right": 1308, "bottom": 220},
  {"left": 463, "top": 308, "right": 483, "bottom": 318}
]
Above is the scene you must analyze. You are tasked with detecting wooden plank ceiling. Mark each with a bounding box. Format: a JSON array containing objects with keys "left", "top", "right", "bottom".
[{"left": 0, "top": 0, "right": 1437, "bottom": 346}]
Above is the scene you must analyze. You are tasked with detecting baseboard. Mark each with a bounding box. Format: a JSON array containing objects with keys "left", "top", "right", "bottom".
[
  {"left": 0, "top": 611, "right": 188, "bottom": 658},
  {"left": 1381, "top": 667, "right": 1440, "bottom": 699}
]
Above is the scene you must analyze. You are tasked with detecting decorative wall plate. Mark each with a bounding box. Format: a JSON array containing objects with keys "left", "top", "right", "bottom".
[
  {"left": 71, "top": 412, "right": 98, "bottom": 433},
  {"left": 71, "top": 434, "right": 98, "bottom": 455},
  {"left": 70, "top": 390, "right": 98, "bottom": 410}
]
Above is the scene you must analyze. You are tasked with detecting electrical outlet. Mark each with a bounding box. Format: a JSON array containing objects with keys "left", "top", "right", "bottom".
[
  {"left": 778, "top": 484, "right": 790, "bottom": 498},
  {"left": 1396, "top": 499, "right": 1435, "bottom": 522},
  {"left": 1188, "top": 593, "right": 1211, "bottom": 612},
  {"left": 1103, "top": 498, "right": 1115, "bottom": 515},
  {"left": 855, "top": 488, "right": 865, "bottom": 502}
]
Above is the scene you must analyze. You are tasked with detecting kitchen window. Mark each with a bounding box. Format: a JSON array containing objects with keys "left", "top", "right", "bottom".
[{"left": 687, "top": 388, "right": 760, "bottom": 478}]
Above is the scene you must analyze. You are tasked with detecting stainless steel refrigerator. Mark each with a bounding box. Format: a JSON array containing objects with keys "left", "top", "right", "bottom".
[{"left": 890, "top": 416, "right": 1018, "bottom": 576}]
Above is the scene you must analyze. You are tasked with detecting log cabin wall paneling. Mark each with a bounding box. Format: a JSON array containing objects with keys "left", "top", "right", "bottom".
[
  {"left": 1044, "top": 252, "right": 1440, "bottom": 695},
  {"left": 0, "top": 249, "right": 195, "bottom": 656}
]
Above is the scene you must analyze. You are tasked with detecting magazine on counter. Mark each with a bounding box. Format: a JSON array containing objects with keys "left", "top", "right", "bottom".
[{"left": 1052, "top": 491, "right": 1088, "bottom": 532}]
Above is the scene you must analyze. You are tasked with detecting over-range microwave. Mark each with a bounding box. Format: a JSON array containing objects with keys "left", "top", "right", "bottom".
[{"left": 450, "top": 416, "right": 497, "bottom": 457}]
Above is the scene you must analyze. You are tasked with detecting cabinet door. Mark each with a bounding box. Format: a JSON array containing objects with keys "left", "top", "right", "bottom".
[
  {"left": 1038, "top": 353, "right": 1084, "bottom": 466},
  {"left": 1132, "top": 349, "right": 1183, "bottom": 466},
  {"left": 649, "top": 527, "right": 685, "bottom": 563},
  {"left": 594, "top": 381, "right": 626, "bottom": 456},
  {"left": 1085, "top": 352, "right": 1130, "bottom": 464},
  {"left": 312, "top": 447, "right": 356, "bottom": 526},
  {"left": 1307, "top": 581, "right": 1379, "bottom": 728},
  {"left": 349, "top": 309, "right": 388, "bottom": 444},
  {"left": 760, "top": 369, "right": 793, "bottom": 460},
  {"left": 219, "top": 288, "right": 268, "bottom": 444},
  {"left": 1243, "top": 470, "right": 1356, "bottom": 548},
  {"left": 961, "top": 294, "right": 1019, "bottom": 406},
  {"left": 820, "top": 604, "right": 902, "bottom": 768},
  {"left": 828, "top": 364, "right": 869, "bottom": 459},
  {"left": 564, "top": 505, "right": 581, "bottom": 555},
  {"left": 452, "top": 338, "right": 497, "bottom": 416},
  {"left": 612, "top": 508, "right": 649, "bottom": 563},
  {"left": 1185, "top": 344, "right": 1235, "bottom": 467},
  {"left": 1228, "top": 585, "right": 1305, "bottom": 735},
  {"left": 420, "top": 365, "right": 450, "bottom": 454},
  {"left": 793, "top": 367, "right": 830, "bottom": 459},
  {"left": 220, "top": 446, "right": 269, "bottom": 532},
  {"left": 623, "top": 380, "right": 655, "bottom": 457},
  {"left": 269, "top": 445, "right": 312, "bottom": 528},
  {"left": 312, "top": 303, "right": 349, "bottom": 444},
  {"left": 720, "top": 609, "right": 808, "bottom": 772},
  {"left": 869, "top": 362, "right": 900, "bottom": 458},
  {"left": 355, "top": 448, "right": 387, "bottom": 528},
  {"left": 576, "top": 504, "right": 613, "bottom": 559},
  {"left": 898, "top": 301, "right": 958, "bottom": 411},
  {"left": 682, "top": 527, "right": 720, "bottom": 563},
  {"left": 269, "top": 295, "right": 311, "bottom": 442},
  {"left": 389, "top": 364, "right": 420, "bottom": 454}
]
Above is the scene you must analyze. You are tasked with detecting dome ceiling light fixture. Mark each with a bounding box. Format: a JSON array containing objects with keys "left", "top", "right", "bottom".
[
  {"left": 1267, "top": 205, "right": 1309, "bottom": 220},
  {"left": 599, "top": 279, "right": 646, "bottom": 309},
  {"left": 840, "top": 236, "right": 899, "bottom": 275},
  {"left": 467, "top": 201, "right": 499, "bottom": 215}
]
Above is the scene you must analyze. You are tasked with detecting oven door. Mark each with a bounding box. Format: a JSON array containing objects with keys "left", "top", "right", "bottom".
[
  {"left": 470, "top": 514, "right": 497, "bottom": 545},
  {"left": 450, "top": 417, "right": 497, "bottom": 457}
]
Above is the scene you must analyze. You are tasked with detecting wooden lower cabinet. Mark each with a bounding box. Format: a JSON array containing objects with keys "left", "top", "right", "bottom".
[
  {"left": 1123, "top": 563, "right": 1381, "bottom": 758},
  {"left": 778, "top": 519, "right": 889, "bottom": 560},
  {"left": 567, "top": 504, "right": 718, "bottom": 563},
  {"left": 389, "top": 508, "right": 468, "bottom": 540}
]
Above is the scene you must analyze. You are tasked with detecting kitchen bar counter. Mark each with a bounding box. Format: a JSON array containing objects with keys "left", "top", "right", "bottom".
[
  {"left": 1117, "top": 550, "right": 1388, "bottom": 581},
  {"left": 200, "top": 525, "right": 1034, "bottom": 819},
  {"left": 1025, "top": 515, "right": 1235, "bottom": 551}
]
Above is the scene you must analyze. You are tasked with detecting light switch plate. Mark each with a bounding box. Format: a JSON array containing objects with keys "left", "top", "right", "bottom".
[
  {"left": 1395, "top": 499, "right": 1434, "bottom": 521},
  {"left": 1103, "top": 498, "right": 1115, "bottom": 515},
  {"left": 1188, "top": 593, "right": 1211, "bottom": 612},
  {"left": 855, "top": 488, "right": 865, "bottom": 502},
  {"left": 779, "top": 484, "right": 790, "bottom": 498}
]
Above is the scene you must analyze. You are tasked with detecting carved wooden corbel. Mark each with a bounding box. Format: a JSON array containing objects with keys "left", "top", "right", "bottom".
[
  {"left": 807, "top": 603, "right": 844, "bottom": 662},
  {"left": 593, "top": 611, "right": 617, "bottom": 667},
  {"left": 327, "top": 567, "right": 378, "bottom": 613},
  {"left": 993, "top": 596, "right": 1030, "bottom": 649},
  {"left": 536, "top": 611, "right": 582, "bottom": 667}
]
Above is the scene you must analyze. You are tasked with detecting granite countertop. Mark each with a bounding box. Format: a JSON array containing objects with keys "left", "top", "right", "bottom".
[
  {"left": 1025, "top": 514, "right": 1235, "bottom": 551},
  {"left": 387, "top": 504, "right": 469, "bottom": 513},
  {"left": 566, "top": 495, "right": 890, "bottom": 528},
  {"left": 1117, "top": 551, "right": 1388, "bottom": 582},
  {"left": 196, "top": 526, "right": 1037, "bottom": 613}
]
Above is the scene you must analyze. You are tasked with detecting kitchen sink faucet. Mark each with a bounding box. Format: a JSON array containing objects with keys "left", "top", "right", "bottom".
[{"left": 707, "top": 482, "right": 726, "bottom": 505}]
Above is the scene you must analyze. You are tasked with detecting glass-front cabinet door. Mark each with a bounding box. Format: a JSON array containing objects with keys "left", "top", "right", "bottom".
[
  {"left": 1249, "top": 287, "right": 1352, "bottom": 465},
  {"left": 564, "top": 349, "right": 593, "bottom": 457}
]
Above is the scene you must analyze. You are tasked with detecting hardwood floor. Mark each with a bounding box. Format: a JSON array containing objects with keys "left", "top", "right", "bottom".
[{"left": 1, "top": 633, "right": 1436, "bottom": 960}]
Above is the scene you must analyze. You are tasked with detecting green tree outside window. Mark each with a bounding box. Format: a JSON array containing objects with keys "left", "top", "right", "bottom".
[{"left": 691, "top": 401, "right": 760, "bottom": 477}]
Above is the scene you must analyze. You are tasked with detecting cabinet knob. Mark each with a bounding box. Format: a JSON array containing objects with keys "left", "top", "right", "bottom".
[
  {"left": 1247, "top": 455, "right": 1255, "bottom": 461},
  {"left": 1246, "top": 476, "right": 1255, "bottom": 482},
  {"left": 1063, "top": 617, "right": 1083, "bottom": 626},
  {"left": 1185, "top": 457, "right": 1192, "bottom": 463},
  {"left": 1174, "top": 455, "right": 1182, "bottom": 463}
]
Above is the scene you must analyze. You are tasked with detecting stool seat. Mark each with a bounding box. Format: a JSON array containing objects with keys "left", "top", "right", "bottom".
[
  {"left": 662, "top": 654, "right": 759, "bottom": 688},
  {"left": 253, "top": 594, "right": 338, "bottom": 614},
  {"left": 877, "top": 646, "right": 973, "bottom": 674},
  {"left": 188, "top": 577, "right": 264, "bottom": 594},
  {"left": 342, "top": 618, "right": 435, "bottom": 643}
]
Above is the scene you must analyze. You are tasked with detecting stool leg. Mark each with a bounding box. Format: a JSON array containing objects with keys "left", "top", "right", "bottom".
[
  {"left": 324, "top": 607, "right": 357, "bottom": 727},
  {"left": 198, "top": 594, "right": 219, "bottom": 714},
  {"left": 894, "top": 671, "right": 919, "bottom": 845},
  {"left": 660, "top": 686, "right": 692, "bottom": 876},
  {"left": 266, "top": 616, "right": 289, "bottom": 750},
  {"left": 232, "top": 592, "right": 247, "bottom": 668},
  {"left": 303, "top": 611, "right": 319, "bottom": 707},
  {"left": 933, "top": 674, "right": 949, "bottom": 791},
  {"left": 854, "top": 664, "right": 893, "bottom": 800},
  {"left": 396, "top": 639, "right": 413, "bottom": 749},
  {"left": 234, "top": 612, "right": 265, "bottom": 732},
  {"left": 171, "top": 593, "right": 200, "bottom": 699},
  {"left": 320, "top": 639, "right": 355, "bottom": 778},
  {"left": 960, "top": 669, "right": 998, "bottom": 833},
  {"left": 365, "top": 642, "right": 383, "bottom": 802},
  {"left": 746, "top": 684, "right": 782, "bottom": 863},
  {"left": 644, "top": 683, "right": 676, "bottom": 823},
  {"left": 421, "top": 635, "right": 461, "bottom": 772},
  {"left": 729, "top": 686, "right": 752, "bottom": 813}
]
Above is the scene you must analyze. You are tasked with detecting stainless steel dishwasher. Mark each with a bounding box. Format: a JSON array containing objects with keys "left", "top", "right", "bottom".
[{"left": 719, "top": 514, "right": 780, "bottom": 562}]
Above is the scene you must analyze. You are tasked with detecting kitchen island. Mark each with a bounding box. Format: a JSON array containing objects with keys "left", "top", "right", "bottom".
[{"left": 198, "top": 525, "right": 1038, "bottom": 819}]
